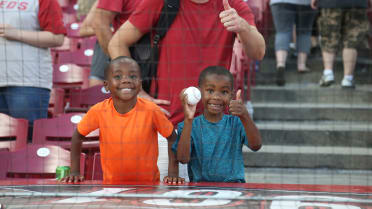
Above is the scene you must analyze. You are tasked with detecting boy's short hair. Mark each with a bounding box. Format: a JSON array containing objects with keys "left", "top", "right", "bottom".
[
  {"left": 104, "top": 56, "right": 141, "bottom": 79},
  {"left": 198, "top": 66, "right": 234, "bottom": 89}
]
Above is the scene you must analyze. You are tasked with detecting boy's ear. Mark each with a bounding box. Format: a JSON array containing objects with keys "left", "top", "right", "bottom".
[{"left": 103, "top": 80, "right": 109, "bottom": 92}]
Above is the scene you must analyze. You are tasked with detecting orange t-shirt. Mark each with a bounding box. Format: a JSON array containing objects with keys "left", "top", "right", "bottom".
[{"left": 77, "top": 97, "right": 173, "bottom": 184}]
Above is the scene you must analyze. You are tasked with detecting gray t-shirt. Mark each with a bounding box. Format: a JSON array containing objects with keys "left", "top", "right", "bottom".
[{"left": 318, "top": 0, "right": 368, "bottom": 8}]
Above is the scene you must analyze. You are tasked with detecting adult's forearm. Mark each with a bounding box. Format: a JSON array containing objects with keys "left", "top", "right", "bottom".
[
  {"left": 108, "top": 31, "right": 131, "bottom": 59},
  {"left": 95, "top": 26, "right": 113, "bottom": 55},
  {"left": 238, "top": 23, "right": 266, "bottom": 60},
  {"left": 9, "top": 30, "right": 64, "bottom": 48}
]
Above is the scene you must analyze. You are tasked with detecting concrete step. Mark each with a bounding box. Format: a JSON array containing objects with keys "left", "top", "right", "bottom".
[
  {"left": 244, "top": 167, "right": 372, "bottom": 186},
  {"left": 251, "top": 84, "right": 372, "bottom": 104},
  {"left": 243, "top": 145, "right": 372, "bottom": 170},
  {"left": 255, "top": 56, "right": 372, "bottom": 85},
  {"left": 255, "top": 121, "right": 372, "bottom": 147},
  {"left": 253, "top": 102, "right": 372, "bottom": 122}
]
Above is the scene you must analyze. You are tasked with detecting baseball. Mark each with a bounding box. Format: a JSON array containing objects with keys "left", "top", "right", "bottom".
[{"left": 184, "top": 86, "right": 201, "bottom": 105}]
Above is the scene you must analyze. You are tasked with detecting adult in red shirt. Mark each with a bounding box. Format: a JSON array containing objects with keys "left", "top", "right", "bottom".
[
  {"left": 108, "top": 0, "right": 266, "bottom": 125},
  {"left": 93, "top": 0, "right": 142, "bottom": 55},
  {"left": 88, "top": 0, "right": 142, "bottom": 87}
]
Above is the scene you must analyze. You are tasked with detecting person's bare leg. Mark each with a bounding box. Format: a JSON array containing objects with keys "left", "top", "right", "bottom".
[
  {"left": 276, "top": 50, "right": 288, "bottom": 68},
  {"left": 341, "top": 48, "right": 357, "bottom": 88},
  {"left": 297, "top": 52, "right": 308, "bottom": 72},
  {"left": 275, "top": 50, "right": 287, "bottom": 86},
  {"left": 322, "top": 50, "right": 335, "bottom": 71},
  {"left": 319, "top": 50, "right": 336, "bottom": 86},
  {"left": 342, "top": 48, "right": 357, "bottom": 76}
]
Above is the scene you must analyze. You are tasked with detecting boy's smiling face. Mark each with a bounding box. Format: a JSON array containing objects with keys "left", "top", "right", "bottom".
[
  {"left": 104, "top": 62, "right": 142, "bottom": 102},
  {"left": 200, "top": 73, "right": 233, "bottom": 118}
]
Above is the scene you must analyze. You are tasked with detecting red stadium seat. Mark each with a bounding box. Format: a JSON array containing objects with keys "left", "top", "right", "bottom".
[
  {"left": 32, "top": 113, "right": 99, "bottom": 150},
  {"left": 55, "top": 49, "right": 93, "bottom": 67},
  {"left": 48, "top": 88, "right": 66, "bottom": 118},
  {"left": 53, "top": 64, "right": 90, "bottom": 89},
  {"left": 0, "top": 113, "right": 28, "bottom": 152},
  {"left": 92, "top": 152, "right": 102, "bottom": 180},
  {"left": 1, "top": 144, "right": 85, "bottom": 179},
  {"left": 66, "top": 22, "right": 82, "bottom": 38},
  {"left": 66, "top": 85, "right": 110, "bottom": 112}
]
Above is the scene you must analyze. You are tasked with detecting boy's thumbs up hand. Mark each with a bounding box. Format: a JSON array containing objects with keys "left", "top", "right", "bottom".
[
  {"left": 229, "top": 89, "right": 249, "bottom": 118},
  {"left": 219, "top": 0, "right": 246, "bottom": 33}
]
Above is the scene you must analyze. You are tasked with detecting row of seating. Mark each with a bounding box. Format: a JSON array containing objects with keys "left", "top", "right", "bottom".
[
  {"left": 0, "top": 144, "right": 102, "bottom": 180},
  {"left": 0, "top": 112, "right": 103, "bottom": 180}
]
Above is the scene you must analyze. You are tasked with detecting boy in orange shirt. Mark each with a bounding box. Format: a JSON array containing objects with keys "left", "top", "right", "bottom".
[{"left": 61, "top": 56, "right": 184, "bottom": 184}]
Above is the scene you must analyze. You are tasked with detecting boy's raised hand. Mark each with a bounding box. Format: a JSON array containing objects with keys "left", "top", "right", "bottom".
[
  {"left": 163, "top": 176, "right": 185, "bottom": 184},
  {"left": 60, "top": 172, "right": 85, "bottom": 183},
  {"left": 180, "top": 88, "right": 197, "bottom": 120},
  {"left": 229, "top": 90, "right": 249, "bottom": 118}
]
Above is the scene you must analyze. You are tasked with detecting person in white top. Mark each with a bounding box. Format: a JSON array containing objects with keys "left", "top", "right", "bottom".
[{"left": 0, "top": 0, "right": 66, "bottom": 141}]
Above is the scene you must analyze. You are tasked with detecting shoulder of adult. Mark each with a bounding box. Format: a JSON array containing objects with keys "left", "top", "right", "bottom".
[{"left": 128, "top": 0, "right": 164, "bottom": 32}]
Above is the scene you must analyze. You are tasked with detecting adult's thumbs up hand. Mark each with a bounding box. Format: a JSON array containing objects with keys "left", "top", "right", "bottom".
[
  {"left": 219, "top": 0, "right": 245, "bottom": 33},
  {"left": 223, "top": 0, "right": 231, "bottom": 10},
  {"left": 229, "top": 89, "right": 249, "bottom": 118}
]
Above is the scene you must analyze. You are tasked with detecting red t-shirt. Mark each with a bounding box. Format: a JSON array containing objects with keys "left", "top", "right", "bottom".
[
  {"left": 97, "top": 0, "right": 142, "bottom": 31},
  {"left": 129, "top": 0, "right": 255, "bottom": 124},
  {"left": 39, "top": 0, "right": 66, "bottom": 34}
]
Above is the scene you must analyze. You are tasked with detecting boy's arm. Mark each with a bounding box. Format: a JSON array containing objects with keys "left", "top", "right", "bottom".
[
  {"left": 60, "top": 129, "right": 85, "bottom": 183},
  {"left": 163, "top": 131, "right": 185, "bottom": 184},
  {"left": 176, "top": 89, "right": 197, "bottom": 163},
  {"left": 229, "top": 90, "right": 262, "bottom": 151}
]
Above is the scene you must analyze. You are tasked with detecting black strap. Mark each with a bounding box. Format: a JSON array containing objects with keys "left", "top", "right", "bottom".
[
  {"left": 153, "top": 0, "right": 180, "bottom": 45},
  {"left": 150, "top": 0, "right": 179, "bottom": 96}
]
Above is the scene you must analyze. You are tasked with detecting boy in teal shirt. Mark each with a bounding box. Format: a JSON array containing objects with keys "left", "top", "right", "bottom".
[{"left": 173, "top": 66, "right": 262, "bottom": 182}]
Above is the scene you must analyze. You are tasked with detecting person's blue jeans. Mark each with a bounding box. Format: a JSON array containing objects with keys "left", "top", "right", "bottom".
[
  {"left": 0, "top": 86, "right": 50, "bottom": 142},
  {"left": 271, "top": 3, "right": 317, "bottom": 53}
]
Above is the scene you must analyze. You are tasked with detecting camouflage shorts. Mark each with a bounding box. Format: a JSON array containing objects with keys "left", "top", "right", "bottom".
[{"left": 318, "top": 8, "right": 369, "bottom": 52}]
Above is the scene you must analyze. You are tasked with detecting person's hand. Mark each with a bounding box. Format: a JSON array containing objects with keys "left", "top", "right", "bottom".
[
  {"left": 163, "top": 176, "right": 185, "bottom": 184},
  {"left": 310, "top": 0, "right": 317, "bottom": 10},
  {"left": 60, "top": 172, "right": 85, "bottom": 183},
  {"left": 219, "top": 0, "right": 247, "bottom": 33},
  {"left": 229, "top": 90, "right": 249, "bottom": 118},
  {"left": 0, "top": 24, "right": 19, "bottom": 40},
  {"left": 179, "top": 89, "right": 197, "bottom": 120},
  {"left": 138, "top": 89, "right": 171, "bottom": 116}
]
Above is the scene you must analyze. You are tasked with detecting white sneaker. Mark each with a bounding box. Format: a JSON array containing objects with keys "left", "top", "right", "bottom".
[
  {"left": 341, "top": 78, "right": 355, "bottom": 89},
  {"left": 319, "top": 74, "right": 334, "bottom": 87}
]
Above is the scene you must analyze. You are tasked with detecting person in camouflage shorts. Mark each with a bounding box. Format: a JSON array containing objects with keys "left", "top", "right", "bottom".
[{"left": 311, "top": 0, "right": 370, "bottom": 88}]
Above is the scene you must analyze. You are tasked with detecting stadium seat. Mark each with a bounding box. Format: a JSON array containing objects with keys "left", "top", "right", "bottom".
[
  {"left": 2, "top": 144, "right": 85, "bottom": 179},
  {"left": 92, "top": 152, "right": 102, "bottom": 180},
  {"left": 66, "top": 85, "right": 110, "bottom": 112},
  {"left": 0, "top": 113, "right": 28, "bottom": 152},
  {"left": 55, "top": 49, "right": 93, "bottom": 67},
  {"left": 48, "top": 88, "right": 65, "bottom": 118},
  {"left": 53, "top": 64, "right": 90, "bottom": 89},
  {"left": 32, "top": 113, "right": 99, "bottom": 150},
  {"left": 66, "top": 22, "right": 82, "bottom": 38}
]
